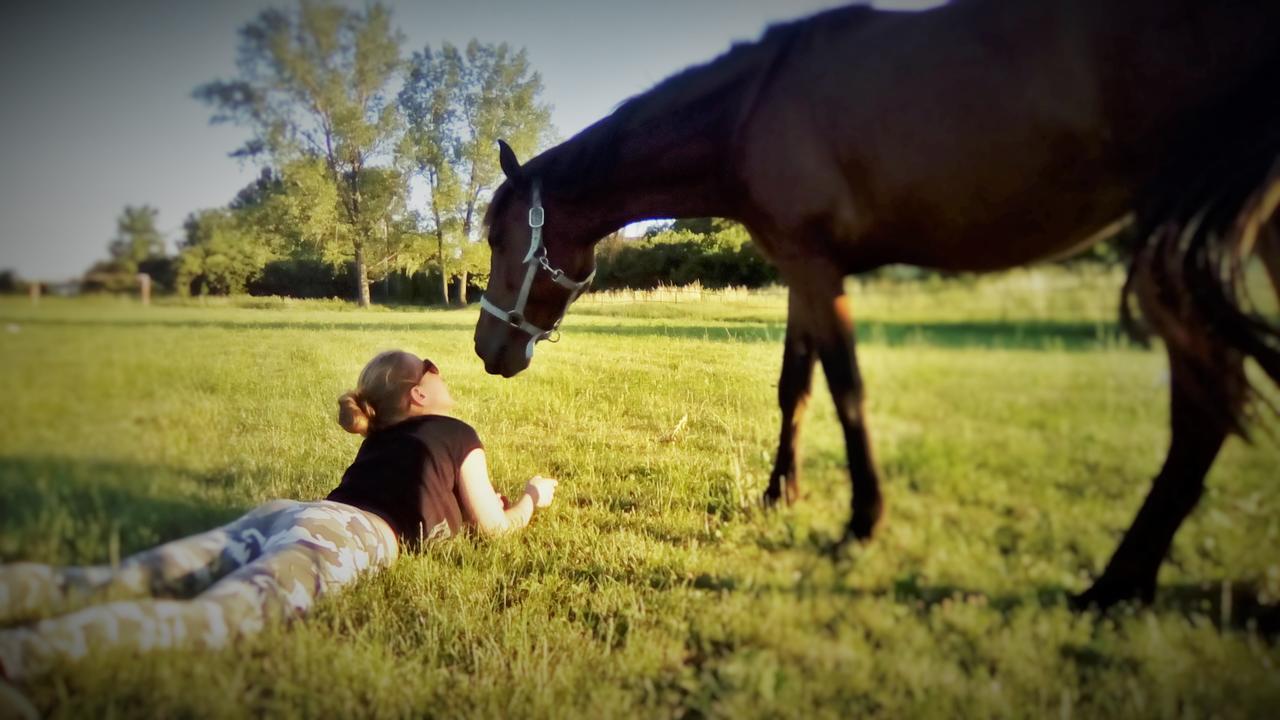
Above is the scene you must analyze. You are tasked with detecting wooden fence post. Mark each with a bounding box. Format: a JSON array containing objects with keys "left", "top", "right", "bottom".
[
  {"left": 29, "top": 283, "right": 40, "bottom": 306},
  {"left": 137, "top": 273, "right": 151, "bottom": 306}
]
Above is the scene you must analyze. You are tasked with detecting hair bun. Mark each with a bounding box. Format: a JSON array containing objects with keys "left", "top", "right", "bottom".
[{"left": 337, "top": 391, "right": 374, "bottom": 436}]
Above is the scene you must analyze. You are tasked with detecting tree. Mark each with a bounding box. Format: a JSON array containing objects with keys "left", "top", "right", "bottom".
[
  {"left": 399, "top": 45, "right": 464, "bottom": 304},
  {"left": 175, "top": 209, "right": 278, "bottom": 295},
  {"left": 84, "top": 205, "right": 173, "bottom": 293},
  {"left": 593, "top": 220, "right": 779, "bottom": 290},
  {"left": 455, "top": 41, "right": 553, "bottom": 238},
  {"left": 399, "top": 40, "right": 552, "bottom": 305},
  {"left": 455, "top": 236, "right": 491, "bottom": 303},
  {"left": 108, "top": 205, "right": 165, "bottom": 271},
  {"left": 0, "top": 269, "right": 25, "bottom": 294},
  {"left": 195, "top": 1, "right": 404, "bottom": 307}
]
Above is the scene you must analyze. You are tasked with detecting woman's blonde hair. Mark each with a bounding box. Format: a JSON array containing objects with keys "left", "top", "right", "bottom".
[{"left": 337, "top": 350, "right": 423, "bottom": 436}]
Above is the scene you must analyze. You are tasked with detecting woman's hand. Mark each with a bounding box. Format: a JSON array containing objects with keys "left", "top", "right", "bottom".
[{"left": 525, "top": 476, "right": 558, "bottom": 508}]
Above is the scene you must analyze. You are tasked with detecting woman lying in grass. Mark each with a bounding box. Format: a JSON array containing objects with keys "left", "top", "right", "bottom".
[{"left": 0, "top": 350, "right": 557, "bottom": 684}]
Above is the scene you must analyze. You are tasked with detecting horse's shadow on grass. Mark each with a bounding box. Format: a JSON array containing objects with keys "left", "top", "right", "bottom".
[
  {"left": 714, "top": 526, "right": 1280, "bottom": 635},
  {"left": 0, "top": 455, "right": 247, "bottom": 564},
  {"left": 876, "top": 578, "right": 1279, "bottom": 636},
  {"left": 689, "top": 562, "right": 1280, "bottom": 636}
]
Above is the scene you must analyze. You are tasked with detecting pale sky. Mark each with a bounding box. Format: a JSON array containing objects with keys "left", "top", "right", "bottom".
[{"left": 0, "top": 0, "right": 939, "bottom": 281}]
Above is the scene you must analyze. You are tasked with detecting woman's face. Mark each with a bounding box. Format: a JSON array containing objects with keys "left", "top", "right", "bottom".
[{"left": 412, "top": 358, "right": 455, "bottom": 412}]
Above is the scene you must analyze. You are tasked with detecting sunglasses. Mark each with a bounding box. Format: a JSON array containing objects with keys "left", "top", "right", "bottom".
[{"left": 421, "top": 357, "right": 439, "bottom": 377}]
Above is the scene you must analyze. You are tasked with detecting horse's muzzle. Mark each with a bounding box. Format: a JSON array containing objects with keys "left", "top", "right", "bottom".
[{"left": 474, "top": 319, "right": 533, "bottom": 378}]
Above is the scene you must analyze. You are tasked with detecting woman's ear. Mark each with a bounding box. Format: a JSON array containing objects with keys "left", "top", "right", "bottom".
[{"left": 408, "top": 384, "right": 427, "bottom": 407}]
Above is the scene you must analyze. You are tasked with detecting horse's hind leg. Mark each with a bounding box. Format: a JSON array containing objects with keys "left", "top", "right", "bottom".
[
  {"left": 764, "top": 288, "right": 817, "bottom": 507},
  {"left": 1074, "top": 341, "right": 1244, "bottom": 609}
]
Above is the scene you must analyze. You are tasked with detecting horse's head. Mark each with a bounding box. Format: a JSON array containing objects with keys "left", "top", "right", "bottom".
[{"left": 475, "top": 140, "right": 598, "bottom": 377}]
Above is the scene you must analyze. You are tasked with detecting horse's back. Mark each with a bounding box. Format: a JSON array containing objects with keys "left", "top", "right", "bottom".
[{"left": 736, "top": 0, "right": 1280, "bottom": 273}]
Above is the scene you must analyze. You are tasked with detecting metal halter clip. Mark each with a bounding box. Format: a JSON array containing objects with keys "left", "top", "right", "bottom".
[{"left": 528, "top": 206, "right": 545, "bottom": 228}]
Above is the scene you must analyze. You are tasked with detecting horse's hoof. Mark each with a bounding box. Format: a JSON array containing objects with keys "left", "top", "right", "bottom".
[
  {"left": 846, "top": 500, "right": 883, "bottom": 542},
  {"left": 1071, "top": 575, "right": 1156, "bottom": 612},
  {"left": 842, "top": 519, "right": 875, "bottom": 545},
  {"left": 762, "top": 474, "right": 799, "bottom": 509},
  {"left": 761, "top": 488, "right": 782, "bottom": 509}
]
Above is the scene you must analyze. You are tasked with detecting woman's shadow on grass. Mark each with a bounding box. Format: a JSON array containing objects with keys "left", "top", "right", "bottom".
[{"left": 0, "top": 455, "right": 247, "bottom": 565}]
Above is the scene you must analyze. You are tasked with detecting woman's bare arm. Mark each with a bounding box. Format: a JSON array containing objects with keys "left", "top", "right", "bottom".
[{"left": 457, "top": 449, "right": 554, "bottom": 536}]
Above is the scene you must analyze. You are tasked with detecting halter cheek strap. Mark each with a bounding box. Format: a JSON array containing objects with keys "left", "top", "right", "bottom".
[{"left": 479, "top": 179, "right": 596, "bottom": 345}]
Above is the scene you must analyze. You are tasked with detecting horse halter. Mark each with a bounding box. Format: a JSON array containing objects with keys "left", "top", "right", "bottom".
[{"left": 479, "top": 179, "right": 596, "bottom": 350}]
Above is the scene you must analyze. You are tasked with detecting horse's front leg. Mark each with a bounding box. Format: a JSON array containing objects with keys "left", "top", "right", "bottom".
[
  {"left": 764, "top": 288, "right": 817, "bottom": 507},
  {"left": 790, "top": 271, "right": 884, "bottom": 542}
]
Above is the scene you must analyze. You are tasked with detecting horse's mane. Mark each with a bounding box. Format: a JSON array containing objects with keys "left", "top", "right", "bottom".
[{"left": 485, "top": 3, "right": 881, "bottom": 229}]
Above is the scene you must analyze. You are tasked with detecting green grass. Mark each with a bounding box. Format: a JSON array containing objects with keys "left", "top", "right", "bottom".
[{"left": 1, "top": 271, "right": 1278, "bottom": 718}]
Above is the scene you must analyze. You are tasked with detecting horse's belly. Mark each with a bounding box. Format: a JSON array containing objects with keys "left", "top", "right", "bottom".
[{"left": 863, "top": 170, "right": 1137, "bottom": 272}]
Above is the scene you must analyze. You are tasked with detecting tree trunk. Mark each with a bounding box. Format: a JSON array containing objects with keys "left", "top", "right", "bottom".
[
  {"left": 344, "top": 165, "right": 371, "bottom": 308},
  {"left": 354, "top": 243, "right": 371, "bottom": 308},
  {"left": 462, "top": 171, "right": 479, "bottom": 240},
  {"left": 437, "top": 234, "right": 448, "bottom": 306},
  {"left": 456, "top": 270, "right": 468, "bottom": 305}
]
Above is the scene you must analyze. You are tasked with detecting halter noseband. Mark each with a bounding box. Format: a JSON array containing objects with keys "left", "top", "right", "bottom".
[{"left": 479, "top": 179, "right": 595, "bottom": 351}]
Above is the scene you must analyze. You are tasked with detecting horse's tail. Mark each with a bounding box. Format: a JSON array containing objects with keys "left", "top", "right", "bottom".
[{"left": 1121, "top": 147, "right": 1280, "bottom": 438}]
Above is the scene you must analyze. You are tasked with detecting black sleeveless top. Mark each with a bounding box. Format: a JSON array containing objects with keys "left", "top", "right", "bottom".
[{"left": 326, "top": 414, "right": 484, "bottom": 547}]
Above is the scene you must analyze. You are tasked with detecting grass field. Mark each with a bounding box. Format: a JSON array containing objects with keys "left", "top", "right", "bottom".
[{"left": 1, "top": 268, "right": 1278, "bottom": 718}]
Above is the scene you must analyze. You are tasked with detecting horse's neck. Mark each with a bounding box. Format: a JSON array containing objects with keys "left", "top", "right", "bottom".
[
  {"left": 542, "top": 61, "right": 771, "bottom": 240},
  {"left": 605, "top": 118, "right": 737, "bottom": 227},
  {"left": 558, "top": 115, "right": 741, "bottom": 243}
]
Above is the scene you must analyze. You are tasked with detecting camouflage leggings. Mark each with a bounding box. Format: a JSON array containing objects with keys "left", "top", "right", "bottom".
[{"left": 0, "top": 500, "right": 397, "bottom": 680}]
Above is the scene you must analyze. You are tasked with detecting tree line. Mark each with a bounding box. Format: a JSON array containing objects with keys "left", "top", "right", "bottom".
[{"left": 73, "top": 2, "right": 550, "bottom": 307}]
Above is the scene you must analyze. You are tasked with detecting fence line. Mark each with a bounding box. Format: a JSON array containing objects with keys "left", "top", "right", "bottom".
[
  {"left": 581, "top": 283, "right": 786, "bottom": 305},
  {"left": 579, "top": 268, "right": 1128, "bottom": 305}
]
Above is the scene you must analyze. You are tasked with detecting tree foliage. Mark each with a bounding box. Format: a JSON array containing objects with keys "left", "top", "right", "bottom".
[
  {"left": 108, "top": 205, "right": 165, "bottom": 270},
  {"left": 595, "top": 219, "right": 780, "bottom": 290},
  {"left": 399, "top": 40, "right": 550, "bottom": 304},
  {"left": 195, "top": 0, "right": 405, "bottom": 306},
  {"left": 84, "top": 205, "right": 173, "bottom": 293},
  {"left": 175, "top": 209, "right": 278, "bottom": 296},
  {"left": 0, "top": 269, "right": 27, "bottom": 294}
]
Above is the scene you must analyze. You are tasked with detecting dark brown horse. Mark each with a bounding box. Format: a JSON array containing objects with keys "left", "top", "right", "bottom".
[{"left": 475, "top": 0, "right": 1280, "bottom": 609}]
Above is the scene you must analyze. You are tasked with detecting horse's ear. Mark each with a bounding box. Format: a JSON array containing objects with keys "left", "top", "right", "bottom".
[{"left": 497, "top": 139, "right": 523, "bottom": 182}]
